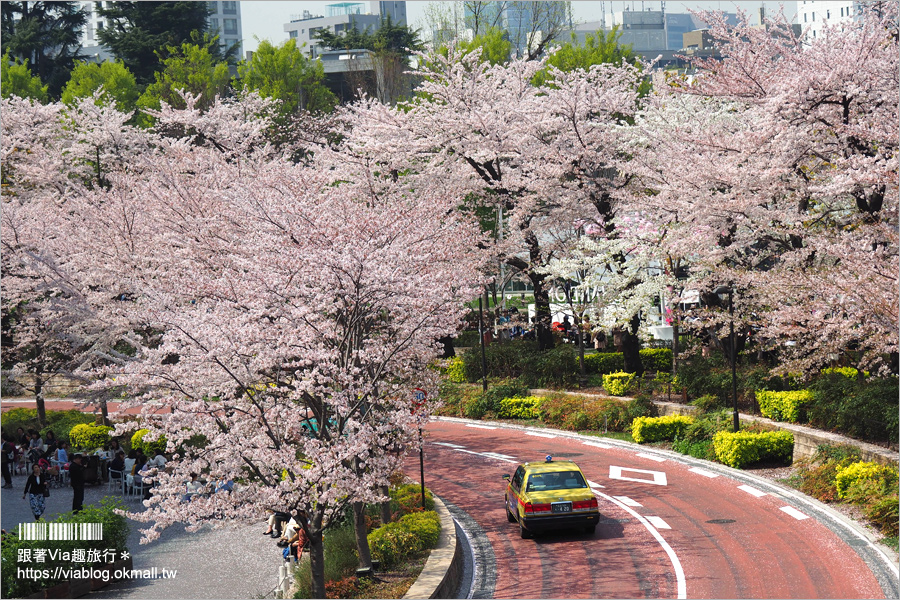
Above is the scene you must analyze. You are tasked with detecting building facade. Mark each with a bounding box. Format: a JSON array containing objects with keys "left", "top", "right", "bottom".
[
  {"left": 79, "top": 1, "right": 243, "bottom": 62},
  {"left": 797, "top": 1, "right": 859, "bottom": 40},
  {"left": 284, "top": 2, "right": 407, "bottom": 59}
]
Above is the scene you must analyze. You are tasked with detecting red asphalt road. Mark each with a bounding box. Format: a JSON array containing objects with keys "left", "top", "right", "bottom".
[
  {"left": 1, "top": 398, "right": 167, "bottom": 416},
  {"left": 407, "top": 419, "right": 886, "bottom": 599}
]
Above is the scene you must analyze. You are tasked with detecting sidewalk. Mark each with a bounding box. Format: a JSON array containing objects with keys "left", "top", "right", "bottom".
[{"left": 1, "top": 471, "right": 281, "bottom": 599}]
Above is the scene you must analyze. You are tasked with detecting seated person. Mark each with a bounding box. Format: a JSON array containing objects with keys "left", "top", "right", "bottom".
[
  {"left": 264, "top": 510, "right": 290, "bottom": 537},
  {"left": 55, "top": 443, "right": 70, "bottom": 467},
  {"left": 183, "top": 473, "right": 203, "bottom": 501}
]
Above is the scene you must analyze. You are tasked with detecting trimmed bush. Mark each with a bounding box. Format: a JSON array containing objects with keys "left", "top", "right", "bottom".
[
  {"left": 808, "top": 374, "right": 899, "bottom": 442},
  {"left": 519, "top": 344, "right": 578, "bottom": 388},
  {"left": 603, "top": 372, "right": 636, "bottom": 396},
  {"left": 755, "top": 390, "right": 813, "bottom": 423},
  {"left": 835, "top": 461, "right": 899, "bottom": 499},
  {"left": 68, "top": 423, "right": 113, "bottom": 450},
  {"left": 390, "top": 484, "right": 434, "bottom": 516},
  {"left": 712, "top": 430, "right": 794, "bottom": 469},
  {"left": 497, "top": 396, "right": 544, "bottom": 420},
  {"left": 130, "top": 428, "right": 167, "bottom": 454},
  {"left": 479, "top": 379, "right": 530, "bottom": 413},
  {"left": 631, "top": 415, "right": 694, "bottom": 444},
  {"left": 639, "top": 348, "right": 672, "bottom": 372},
  {"left": 367, "top": 510, "right": 440, "bottom": 568},
  {"left": 584, "top": 352, "right": 625, "bottom": 374},
  {"left": 444, "top": 357, "right": 468, "bottom": 383},
  {"left": 821, "top": 367, "right": 867, "bottom": 380}
]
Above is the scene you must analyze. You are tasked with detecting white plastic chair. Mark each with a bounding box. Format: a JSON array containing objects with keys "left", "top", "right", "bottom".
[{"left": 108, "top": 469, "right": 125, "bottom": 494}]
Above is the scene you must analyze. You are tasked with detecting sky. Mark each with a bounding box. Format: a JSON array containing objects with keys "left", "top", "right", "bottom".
[{"left": 239, "top": 1, "right": 799, "bottom": 53}]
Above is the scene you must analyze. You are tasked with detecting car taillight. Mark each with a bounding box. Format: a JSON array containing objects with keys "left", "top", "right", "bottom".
[
  {"left": 531, "top": 503, "right": 552, "bottom": 513},
  {"left": 573, "top": 498, "right": 599, "bottom": 510},
  {"left": 524, "top": 502, "right": 533, "bottom": 514}
]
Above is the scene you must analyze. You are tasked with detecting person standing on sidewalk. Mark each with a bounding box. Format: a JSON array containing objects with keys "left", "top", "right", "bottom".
[
  {"left": 22, "top": 464, "right": 47, "bottom": 520},
  {"left": 1, "top": 432, "right": 15, "bottom": 488},
  {"left": 69, "top": 454, "right": 85, "bottom": 513}
]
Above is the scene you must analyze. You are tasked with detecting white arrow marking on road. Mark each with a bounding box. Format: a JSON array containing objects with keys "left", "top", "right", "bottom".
[
  {"left": 780, "top": 506, "right": 810, "bottom": 520},
  {"left": 636, "top": 452, "right": 666, "bottom": 463},
  {"left": 738, "top": 484, "right": 767, "bottom": 497},
  {"left": 645, "top": 516, "right": 671, "bottom": 529},
  {"left": 609, "top": 465, "right": 668, "bottom": 486},
  {"left": 612, "top": 495, "right": 642, "bottom": 507}
]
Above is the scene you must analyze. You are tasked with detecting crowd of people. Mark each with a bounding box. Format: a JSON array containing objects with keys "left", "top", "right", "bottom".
[{"left": 263, "top": 509, "right": 309, "bottom": 564}]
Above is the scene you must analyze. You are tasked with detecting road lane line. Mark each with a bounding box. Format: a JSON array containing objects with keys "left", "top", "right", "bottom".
[
  {"left": 612, "top": 496, "right": 643, "bottom": 507},
  {"left": 433, "top": 442, "right": 466, "bottom": 448},
  {"left": 738, "top": 484, "right": 767, "bottom": 497},
  {"left": 525, "top": 431, "right": 556, "bottom": 438},
  {"left": 689, "top": 467, "right": 719, "bottom": 478},
  {"left": 780, "top": 506, "right": 810, "bottom": 520},
  {"left": 597, "top": 491, "right": 687, "bottom": 599},
  {"left": 646, "top": 516, "right": 671, "bottom": 530},
  {"left": 465, "top": 424, "right": 497, "bottom": 430},
  {"left": 636, "top": 452, "right": 666, "bottom": 462},
  {"left": 582, "top": 441, "right": 612, "bottom": 449},
  {"left": 480, "top": 452, "right": 517, "bottom": 463},
  {"left": 454, "top": 449, "right": 482, "bottom": 455},
  {"left": 587, "top": 480, "right": 605, "bottom": 489}
]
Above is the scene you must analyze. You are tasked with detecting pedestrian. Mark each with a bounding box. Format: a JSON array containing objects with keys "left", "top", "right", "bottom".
[
  {"left": 69, "top": 454, "right": 85, "bottom": 513},
  {"left": 22, "top": 464, "right": 48, "bottom": 521},
  {"left": 1, "top": 431, "right": 15, "bottom": 489}
]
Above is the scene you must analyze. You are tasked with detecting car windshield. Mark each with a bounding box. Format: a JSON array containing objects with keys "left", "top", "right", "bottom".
[{"left": 525, "top": 470, "right": 587, "bottom": 492}]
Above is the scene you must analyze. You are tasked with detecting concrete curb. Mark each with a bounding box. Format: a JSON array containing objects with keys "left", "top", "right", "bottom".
[{"left": 403, "top": 495, "right": 462, "bottom": 600}]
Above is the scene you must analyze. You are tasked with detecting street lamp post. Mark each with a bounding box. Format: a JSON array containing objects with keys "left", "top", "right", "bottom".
[
  {"left": 714, "top": 286, "right": 739, "bottom": 433},
  {"left": 478, "top": 296, "right": 488, "bottom": 392}
]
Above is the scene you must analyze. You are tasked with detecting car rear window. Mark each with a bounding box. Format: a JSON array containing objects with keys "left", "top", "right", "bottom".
[{"left": 525, "top": 470, "right": 587, "bottom": 491}]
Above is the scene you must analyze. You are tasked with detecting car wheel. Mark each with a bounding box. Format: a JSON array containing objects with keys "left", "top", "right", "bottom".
[
  {"left": 520, "top": 521, "right": 532, "bottom": 539},
  {"left": 505, "top": 497, "right": 516, "bottom": 523}
]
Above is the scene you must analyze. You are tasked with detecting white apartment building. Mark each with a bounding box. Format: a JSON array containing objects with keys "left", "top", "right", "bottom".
[
  {"left": 797, "top": 1, "right": 860, "bottom": 40},
  {"left": 284, "top": 2, "right": 407, "bottom": 59},
  {"left": 79, "top": 1, "right": 242, "bottom": 62}
]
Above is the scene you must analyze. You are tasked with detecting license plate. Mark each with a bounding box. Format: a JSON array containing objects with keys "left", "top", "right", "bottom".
[{"left": 551, "top": 502, "right": 572, "bottom": 514}]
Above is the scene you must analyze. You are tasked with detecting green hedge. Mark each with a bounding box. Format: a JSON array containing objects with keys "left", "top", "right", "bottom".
[
  {"left": 712, "top": 430, "right": 794, "bottom": 469},
  {"left": 497, "top": 396, "right": 545, "bottom": 420},
  {"left": 755, "top": 390, "right": 813, "bottom": 423},
  {"left": 444, "top": 357, "right": 467, "bottom": 383},
  {"left": 631, "top": 415, "right": 694, "bottom": 444},
  {"left": 835, "top": 461, "right": 899, "bottom": 499},
  {"left": 389, "top": 484, "right": 434, "bottom": 517},
  {"left": 808, "top": 374, "right": 898, "bottom": 442},
  {"left": 69, "top": 424, "right": 113, "bottom": 450},
  {"left": 1, "top": 409, "right": 97, "bottom": 446},
  {"left": 584, "top": 352, "right": 625, "bottom": 374},
  {"left": 820, "top": 367, "right": 867, "bottom": 380},
  {"left": 367, "top": 510, "right": 440, "bottom": 568},
  {"left": 603, "top": 372, "right": 636, "bottom": 396},
  {"left": 639, "top": 348, "right": 672, "bottom": 372}
]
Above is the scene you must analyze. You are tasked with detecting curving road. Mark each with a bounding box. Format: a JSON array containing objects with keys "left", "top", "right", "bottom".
[{"left": 407, "top": 418, "right": 899, "bottom": 599}]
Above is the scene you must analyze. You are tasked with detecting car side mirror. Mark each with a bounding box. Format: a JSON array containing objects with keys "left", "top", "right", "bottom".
[{"left": 502, "top": 474, "right": 510, "bottom": 481}]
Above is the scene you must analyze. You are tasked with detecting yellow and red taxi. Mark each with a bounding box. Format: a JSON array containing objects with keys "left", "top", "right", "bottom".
[{"left": 503, "top": 456, "right": 600, "bottom": 538}]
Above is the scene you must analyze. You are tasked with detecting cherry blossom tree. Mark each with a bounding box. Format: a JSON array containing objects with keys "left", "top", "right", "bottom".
[
  {"left": 2, "top": 91, "right": 483, "bottom": 597},
  {"left": 628, "top": 4, "right": 898, "bottom": 374},
  {"left": 342, "top": 48, "right": 646, "bottom": 355}
]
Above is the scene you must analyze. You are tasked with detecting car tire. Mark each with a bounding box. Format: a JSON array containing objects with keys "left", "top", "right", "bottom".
[
  {"left": 520, "top": 521, "right": 532, "bottom": 539},
  {"left": 505, "top": 497, "right": 516, "bottom": 523}
]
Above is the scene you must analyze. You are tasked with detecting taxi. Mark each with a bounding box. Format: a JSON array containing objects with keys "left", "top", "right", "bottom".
[{"left": 503, "top": 456, "right": 599, "bottom": 538}]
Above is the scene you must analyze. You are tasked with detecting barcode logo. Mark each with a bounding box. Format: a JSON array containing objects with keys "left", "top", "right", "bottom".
[{"left": 19, "top": 523, "right": 104, "bottom": 541}]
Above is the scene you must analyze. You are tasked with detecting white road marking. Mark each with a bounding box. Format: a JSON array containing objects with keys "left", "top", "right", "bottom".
[
  {"left": 453, "top": 449, "right": 481, "bottom": 456},
  {"left": 582, "top": 441, "right": 612, "bottom": 449},
  {"left": 525, "top": 431, "right": 556, "bottom": 438},
  {"left": 433, "top": 442, "right": 465, "bottom": 448},
  {"left": 780, "top": 506, "right": 810, "bottom": 520},
  {"left": 738, "top": 484, "right": 767, "bottom": 497},
  {"left": 609, "top": 465, "right": 668, "bottom": 486},
  {"left": 587, "top": 480, "right": 605, "bottom": 489},
  {"left": 481, "top": 452, "right": 518, "bottom": 463},
  {"left": 689, "top": 467, "right": 719, "bottom": 478},
  {"left": 612, "top": 495, "right": 643, "bottom": 507},
  {"left": 598, "top": 491, "right": 687, "bottom": 599},
  {"left": 645, "top": 516, "right": 671, "bottom": 530},
  {"left": 465, "top": 424, "right": 496, "bottom": 430},
  {"left": 636, "top": 452, "right": 666, "bottom": 463}
]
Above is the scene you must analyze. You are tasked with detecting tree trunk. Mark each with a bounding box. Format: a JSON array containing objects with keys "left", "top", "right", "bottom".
[
  {"left": 671, "top": 321, "right": 679, "bottom": 375},
  {"left": 353, "top": 501, "right": 373, "bottom": 570},
  {"left": 99, "top": 398, "right": 110, "bottom": 427},
  {"left": 309, "top": 516, "right": 326, "bottom": 599},
  {"left": 35, "top": 368, "right": 47, "bottom": 429},
  {"left": 379, "top": 485, "right": 392, "bottom": 526},
  {"left": 530, "top": 272, "right": 555, "bottom": 351},
  {"left": 622, "top": 314, "right": 643, "bottom": 377}
]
